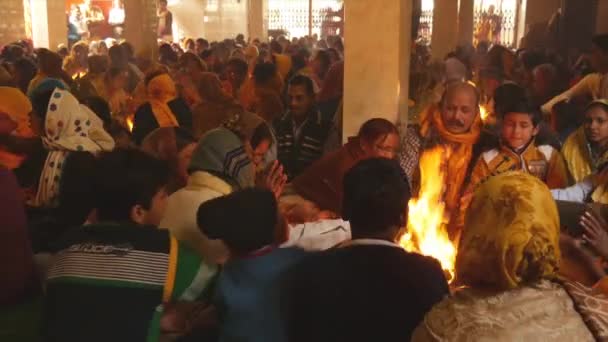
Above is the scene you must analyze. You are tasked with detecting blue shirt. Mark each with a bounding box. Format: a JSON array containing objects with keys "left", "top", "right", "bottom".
[{"left": 214, "top": 247, "right": 308, "bottom": 342}]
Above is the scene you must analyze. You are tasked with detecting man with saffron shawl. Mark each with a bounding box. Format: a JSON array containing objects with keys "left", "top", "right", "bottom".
[{"left": 399, "top": 81, "right": 496, "bottom": 235}]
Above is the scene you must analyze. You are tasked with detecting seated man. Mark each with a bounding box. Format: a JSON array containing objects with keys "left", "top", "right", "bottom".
[
  {"left": 198, "top": 188, "right": 308, "bottom": 341},
  {"left": 274, "top": 75, "right": 334, "bottom": 180},
  {"left": 283, "top": 158, "right": 449, "bottom": 342},
  {"left": 289, "top": 118, "right": 400, "bottom": 217},
  {"left": 44, "top": 149, "right": 217, "bottom": 342}
]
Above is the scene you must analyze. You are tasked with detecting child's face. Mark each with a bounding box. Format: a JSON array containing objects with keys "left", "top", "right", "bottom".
[{"left": 501, "top": 112, "right": 539, "bottom": 150}]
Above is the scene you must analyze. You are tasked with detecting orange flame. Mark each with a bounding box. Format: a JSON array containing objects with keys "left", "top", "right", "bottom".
[
  {"left": 126, "top": 115, "right": 134, "bottom": 133},
  {"left": 399, "top": 146, "right": 457, "bottom": 281},
  {"left": 479, "top": 104, "right": 490, "bottom": 122}
]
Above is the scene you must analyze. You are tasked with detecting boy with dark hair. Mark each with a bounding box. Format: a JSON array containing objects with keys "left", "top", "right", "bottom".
[
  {"left": 197, "top": 188, "right": 306, "bottom": 341},
  {"left": 283, "top": 158, "right": 449, "bottom": 342},
  {"left": 460, "top": 100, "right": 570, "bottom": 225},
  {"left": 44, "top": 149, "right": 218, "bottom": 342},
  {"left": 274, "top": 75, "right": 333, "bottom": 179},
  {"left": 465, "top": 100, "right": 569, "bottom": 193}
]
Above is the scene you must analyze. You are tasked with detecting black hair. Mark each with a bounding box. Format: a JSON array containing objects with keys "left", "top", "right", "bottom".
[
  {"left": 250, "top": 122, "right": 273, "bottom": 149},
  {"left": 197, "top": 188, "right": 278, "bottom": 255},
  {"left": 13, "top": 57, "right": 37, "bottom": 93},
  {"left": 586, "top": 101, "right": 608, "bottom": 115},
  {"left": 87, "top": 55, "right": 109, "bottom": 74},
  {"left": 84, "top": 96, "right": 112, "bottom": 127},
  {"left": 290, "top": 48, "right": 310, "bottom": 71},
  {"left": 200, "top": 49, "right": 213, "bottom": 60},
  {"left": 253, "top": 62, "right": 278, "bottom": 85},
  {"left": 270, "top": 40, "right": 283, "bottom": 54},
  {"left": 57, "top": 152, "right": 98, "bottom": 228},
  {"left": 120, "top": 41, "right": 135, "bottom": 60},
  {"left": 358, "top": 118, "right": 399, "bottom": 144},
  {"left": 288, "top": 74, "right": 315, "bottom": 96},
  {"left": 520, "top": 50, "right": 546, "bottom": 71},
  {"left": 592, "top": 34, "right": 608, "bottom": 54},
  {"left": 158, "top": 43, "right": 178, "bottom": 65},
  {"left": 105, "top": 66, "right": 127, "bottom": 82},
  {"left": 30, "top": 89, "right": 54, "bottom": 124},
  {"left": 314, "top": 49, "right": 331, "bottom": 76},
  {"left": 343, "top": 158, "right": 411, "bottom": 236},
  {"left": 501, "top": 100, "right": 542, "bottom": 126},
  {"left": 494, "top": 83, "right": 526, "bottom": 117},
  {"left": 226, "top": 58, "right": 249, "bottom": 77},
  {"left": 94, "top": 149, "right": 169, "bottom": 223},
  {"left": 196, "top": 38, "right": 209, "bottom": 47},
  {"left": 173, "top": 127, "right": 197, "bottom": 152},
  {"left": 179, "top": 52, "right": 207, "bottom": 72},
  {"left": 108, "top": 45, "right": 126, "bottom": 66}
]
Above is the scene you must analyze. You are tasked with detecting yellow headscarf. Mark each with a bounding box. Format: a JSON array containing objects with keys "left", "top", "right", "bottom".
[
  {"left": 0, "top": 87, "right": 34, "bottom": 169},
  {"left": 0, "top": 86, "right": 34, "bottom": 137},
  {"left": 147, "top": 73, "right": 179, "bottom": 128},
  {"left": 419, "top": 103, "right": 482, "bottom": 213},
  {"left": 456, "top": 171, "right": 561, "bottom": 291},
  {"left": 562, "top": 126, "right": 596, "bottom": 183}
]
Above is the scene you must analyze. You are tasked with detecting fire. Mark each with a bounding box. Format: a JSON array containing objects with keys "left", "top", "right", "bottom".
[
  {"left": 399, "top": 146, "right": 457, "bottom": 281},
  {"left": 125, "top": 115, "right": 134, "bottom": 132},
  {"left": 479, "top": 104, "right": 490, "bottom": 122}
]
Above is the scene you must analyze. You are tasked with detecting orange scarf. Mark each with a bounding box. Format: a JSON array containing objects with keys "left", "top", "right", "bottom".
[
  {"left": 419, "top": 104, "right": 482, "bottom": 212},
  {"left": 147, "top": 73, "right": 179, "bottom": 128}
]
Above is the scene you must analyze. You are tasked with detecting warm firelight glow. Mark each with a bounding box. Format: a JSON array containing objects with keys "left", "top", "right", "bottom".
[
  {"left": 126, "top": 116, "right": 134, "bottom": 132},
  {"left": 399, "top": 146, "right": 457, "bottom": 281},
  {"left": 479, "top": 104, "right": 490, "bottom": 122}
]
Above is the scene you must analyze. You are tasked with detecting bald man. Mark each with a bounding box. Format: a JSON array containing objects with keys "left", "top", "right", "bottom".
[{"left": 400, "top": 82, "right": 497, "bottom": 235}]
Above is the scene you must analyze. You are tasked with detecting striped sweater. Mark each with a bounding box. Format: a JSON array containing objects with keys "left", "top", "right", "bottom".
[
  {"left": 273, "top": 110, "right": 332, "bottom": 180},
  {"left": 44, "top": 222, "right": 217, "bottom": 342}
]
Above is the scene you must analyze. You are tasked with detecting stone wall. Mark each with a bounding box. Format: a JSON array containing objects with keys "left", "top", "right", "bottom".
[{"left": 0, "top": 0, "right": 27, "bottom": 45}]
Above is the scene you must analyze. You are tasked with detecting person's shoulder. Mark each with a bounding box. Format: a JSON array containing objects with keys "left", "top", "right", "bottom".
[
  {"left": 481, "top": 148, "right": 501, "bottom": 165},
  {"left": 536, "top": 144, "right": 556, "bottom": 161},
  {"left": 477, "top": 128, "right": 500, "bottom": 149},
  {"left": 135, "top": 102, "right": 153, "bottom": 116}
]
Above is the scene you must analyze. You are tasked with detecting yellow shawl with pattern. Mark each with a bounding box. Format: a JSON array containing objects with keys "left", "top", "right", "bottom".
[{"left": 455, "top": 171, "right": 560, "bottom": 291}]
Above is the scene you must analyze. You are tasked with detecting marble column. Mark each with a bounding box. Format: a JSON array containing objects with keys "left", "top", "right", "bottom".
[
  {"left": 458, "top": 0, "right": 474, "bottom": 46},
  {"left": 29, "top": 0, "right": 67, "bottom": 49},
  {"left": 343, "top": 0, "right": 412, "bottom": 139},
  {"left": 248, "top": 0, "right": 268, "bottom": 41},
  {"left": 124, "top": 0, "right": 158, "bottom": 58},
  {"left": 431, "top": 0, "right": 458, "bottom": 60}
]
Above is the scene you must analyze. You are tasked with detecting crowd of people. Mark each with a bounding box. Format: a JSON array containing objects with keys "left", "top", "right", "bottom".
[{"left": 2, "top": 26, "right": 608, "bottom": 341}]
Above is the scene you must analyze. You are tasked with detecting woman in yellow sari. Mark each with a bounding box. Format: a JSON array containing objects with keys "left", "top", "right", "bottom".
[
  {"left": 563, "top": 100, "right": 608, "bottom": 183},
  {"left": 413, "top": 172, "right": 608, "bottom": 341}
]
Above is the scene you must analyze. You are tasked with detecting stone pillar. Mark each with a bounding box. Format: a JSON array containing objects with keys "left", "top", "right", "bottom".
[
  {"left": 560, "top": 0, "right": 598, "bottom": 54},
  {"left": 525, "top": 0, "right": 561, "bottom": 29},
  {"left": 431, "top": 0, "right": 459, "bottom": 60},
  {"left": 124, "top": 0, "right": 158, "bottom": 58},
  {"left": 343, "top": 0, "right": 412, "bottom": 139},
  {"left": 596, "top": 0, "right": 608, "bottom": 34},
  {"left": 248, "top": 0, "right": 268, "bottom": 41},
  {"left": 0, "top": 0, "right": 27, "bottom": 45},
  {"left": 29, "top": 0, "right": 67, "bottom": 49},
  {"left": 458, "top": 0, "right": 474, "bottom": 46}
]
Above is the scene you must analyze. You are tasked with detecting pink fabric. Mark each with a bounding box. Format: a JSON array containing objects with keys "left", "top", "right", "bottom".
[{"left": 0, "top": 169, "right": 36, "bottom": 304}]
